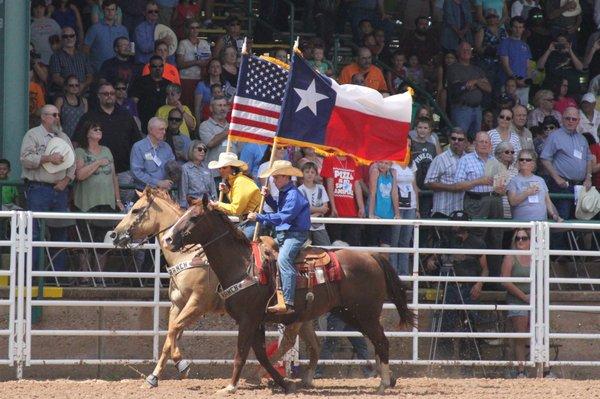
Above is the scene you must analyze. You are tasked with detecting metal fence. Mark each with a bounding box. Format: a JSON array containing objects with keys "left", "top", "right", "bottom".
[{"left": 0, "top": 211, "right": 599, "bottom": 378}]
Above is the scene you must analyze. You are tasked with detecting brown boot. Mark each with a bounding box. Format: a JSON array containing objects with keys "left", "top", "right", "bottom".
[{"left": 267, "top": 290, "right": 294, "bottom": 314}]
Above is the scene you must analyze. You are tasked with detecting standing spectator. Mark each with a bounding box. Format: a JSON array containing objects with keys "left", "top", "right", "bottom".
[
  {"left": 178, "top": 140, "right": 216, "bottom": 208},
  {"left": 74, "top": 82, "right": 141, "bottom": 203},
  {"left": 30, "top": 0, "right": 62, "bottom": 65},
  {"left": 133, "top": 1, "right": 161, "bottom": 65},
  {"left": 129, "top": 55, "right": 170, "bottom": 133},
  {"left": 537, "top": 36, "right": 584, "bottom": 93},
  {"left": 194, "top": 59, "right": 233, "bottom": 122},
  {"left": 488, "top": 108, "right": 522, "bottom": 156},
  {"left": 541, "top": 107, "right": 593, "bottom": 222},
  {"left": 98, "top": 36, "right": 141, "bottom": 86},
  {"left": 0, "top": 160, "right": 20, "bottom": 209},
  {"left": 51, "top": 1, "right": 84, "bottom": 44},
  {"left": 213, "top": 16, "right": 244, "bottom": 58},
  {"left": 578, "top": 93, "right": 600, "bottom": 142},
  {"left": 156, "top": 84, "right": 196, "bottom": 137},
  {"left": 220, "top": 46, "right": 239, "bottom": 90},
  {"left": 406, "top": 55, "right": 426, "bottom": 87},
  {"left": 199, "top": 96, "right": 236, "bottom": 184},
  {"left": 307, "top": 45, "right": 334, "bottom": 77},
  {"left": 130, "top": 117, "right": 176, "bottom": 190},
  {"left": 155, "top": 0, "right": 178, "bottom": 26},
  {"left": 240, "top": 143, "right": 268, "bottom": 179},
  {"left": 141, "top": 40, "right": 182, "bottom": 84},
  {"left": 177, "top": 20, "right": 211, "bottom": 107},
  {"left": 440, "top": 0, "right": 473, "bottom": 53},
  {"left": 527, "top": 90, "right": 562, "bottom": 128},
  {"left": 551, "top": 78, "right": 578, "bottom": 115},
  {"left": 436, "top": 52, "right": 457, "bottom": 113},
  {"left": 545, "top": 0, "right": 581, "bottom": 42},
  {"left": 512, "top": 104, "right": 534, "bottom": 150},
  {"left": 411, "top": 118, "right": 438, "bottom": 217},
  {"left": 113, "top": 78, "right": 140, "bottom": 129},
  {"left": 482, "top": 109, "right": 495, "bottom": 131},
  {"left": 84, "top": 0, "right": 129, "bottom": 72},
  {"left": 507, "top": 149, "right": 562, "bottom": 221},
  {"left": 489, "top": 141, "right": 518, "bottom": 218},
  {"left": 583, "top": 34, "right": 600, "bottom": 78},
  {"left": 91, "top": 0, "right": 123, "bottom": 25},
  {"left": 368, "top": 161, "right": 400, "bottom": 247},
  {"left": 171, "top": 0, "right": 205, "bottom": 38},
  {"left": 54, "top": 75, "right": 88, "bottom": 138},
  {"left": 585, "top": 133, "right": 600, "bottom": 189},
  {"left": 498, "top": 16, "right": 532, "bottom": 106},
  {"left": 425, "top": 127, "right": 468, "bottom": 218},
  {"left": 453, "top": 132, "right": 503, "bottom": 275},
  {"left": 164, "top": 108, "right": 192, "bottom": 163},
  {"left": 50, "top": 27, "right": 94, "bottom": 97},
  {"left": 446, "top": 42, "right": 492, "bottom": 140},
  {"left": 474, "top": 0, "right": 509, "bottom": 25},
  {"left": 298, "top": 162, "right": 331, "bottom": 246},
  {"left": 321, "top": 155, "right": 366, "bottom": 246},
  {"left": 386, "top": 51, "right": 408, "bottom": 95},
  {"left": 401, "top": 16, "right": 440, "bottom": 67},
  {"left": 510, "top": 0, "right": 539, "bottom": 18},
  {"left": 118, "top": 0, "right": 146, "bottom": 37},
  {"left": 338, "top": 47, "right": 388, "bottom": 93},
  {"left": 296, "top": 147, "right": 324, "bottom": 177},
  {"left": 20, "top": 104, "right": 76, "bottom": 274},
  {"left": 533, "top": 115, "right": 560, "bottom": 183},
  {"left": 474, "top": 8, "right": 507, "bottom": 97}
]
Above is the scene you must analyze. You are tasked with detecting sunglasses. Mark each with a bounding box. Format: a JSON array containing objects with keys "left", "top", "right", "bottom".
[
  {"left": 99, "top": 91, "right": 115, "bottom": 96},
  {"left": 168, "top": 117, "right": 183, "bottom": 122},
  {"left": 515, "top": 236, "right": 530, "bottom": 242},
  {"left": 544, "top": 125, "right": 556, "bottom": 131},
  {"left": 519, "top": 158, "right": 534, "bottom": 162},
  {"left": 499, "top": 115, "right": 512, "bottom": 120},
  {"left": 195, "top": 147, "right": 207, "bottom": 152},
  {"left": 450, "top": 136, "right": 466, "bottom": 142},
  {"left": 504, "top": 150, "right": 515, "bottom": 154},
  {"left": 61, "top": 34, "right": 76, "bottom": 39},
  {"left": 68, "top": 83, "right": 80, "bottom": 87},
  {"left": 44, "top": 112, "right": 60, "bottom": 117},
  {"left": 563, "top": 117, "right": 578, "bottom": 122}
]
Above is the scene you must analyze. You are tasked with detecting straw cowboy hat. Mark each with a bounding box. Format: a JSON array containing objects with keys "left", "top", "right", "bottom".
[
  {"left": 154, "top": 24, "right": 178, "bottom": 56},
  {"left": 42, "top": 137, "right": 75, "bottom": 174},
  {"left": 575, "top": 187, "right": 600, "bottom": 220},
  {"left": 560, "top": 0, "right": 581, "bottom": 17},
  {"left": 259, "top": 160, "right": 303, "bottom": 178},
  {"left": 208, "top": 152, "right": 248, "bottom": 170}
]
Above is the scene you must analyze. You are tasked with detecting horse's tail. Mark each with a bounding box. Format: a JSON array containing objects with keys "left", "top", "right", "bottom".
[{"left": 371, "top": 253, "right": 416, "bottom": 328}]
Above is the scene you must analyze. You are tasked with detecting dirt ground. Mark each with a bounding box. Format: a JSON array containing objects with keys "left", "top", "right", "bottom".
[{"left": 0, "top": 377, "right": 599, "bottom": 399}]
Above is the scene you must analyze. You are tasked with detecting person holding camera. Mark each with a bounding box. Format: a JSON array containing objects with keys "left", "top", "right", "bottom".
[
  {"left": 537, "top": 34, "right": 584, "bottom": 94},
  {"left": 498, "top": 16, "right": 532, "bottom": 106}
]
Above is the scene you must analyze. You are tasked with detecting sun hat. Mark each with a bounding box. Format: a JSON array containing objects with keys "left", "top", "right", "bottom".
[
  {"left": 575, "top": 186, "right": 600, "bottom": 220},
  {"left": 560, "top": 0, "right": 581, "bottom": 17},
  {"left": 207, "top": 152, "right": 248, "bottom": 170},
  {"left": 154, "top": 24, "right": 178, "bottom": 56},
  {"left": 258, "top": 160, "right": 303, "bottom": 178},
  {"left": 581, "top": 93, "right": 597, "bottom": 103},
  {"left": 42, "top": 137, "right": 75, "bottom": 174}
]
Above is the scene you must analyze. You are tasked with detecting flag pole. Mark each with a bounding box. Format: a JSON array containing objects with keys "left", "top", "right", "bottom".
[
  {"left": 252, "top": 137, "right": 280, "bottom": 241},
  {"left": 219, "top": 38, "right": 249, "bottom": 203}
]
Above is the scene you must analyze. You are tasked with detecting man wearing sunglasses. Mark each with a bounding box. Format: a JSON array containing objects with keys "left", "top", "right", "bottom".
[
  {"left": 50, "top": 27, "right": 94, "bottom": 96},
  {"left": 84, "top": 0, "right": 129, "bottom": 71},
  {"left": 129, "top": 55, "right": 170, "bottom": 133},
  {"left": 134, "top": 1, "right": 161, "bottom": 64}
]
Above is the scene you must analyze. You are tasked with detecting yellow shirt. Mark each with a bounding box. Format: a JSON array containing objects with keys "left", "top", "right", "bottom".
[
  {"left": 156, "top": 105, "right": 196, "bottom": 137},
  {"left": 215, "top": 173, "right": 261, "bottom": 216}
]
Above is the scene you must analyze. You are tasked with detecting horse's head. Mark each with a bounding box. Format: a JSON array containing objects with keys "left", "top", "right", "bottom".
[
  {"left": 112, "top": 187, "right": 180, "bottom": 247},
  {"left": 163, "top": 194, "right": 212, "bottom": 251}
]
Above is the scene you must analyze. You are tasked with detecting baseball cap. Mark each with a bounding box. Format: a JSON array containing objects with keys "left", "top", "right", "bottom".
[{"left": 582, "top": 93, "right": 597, "bottom": 103}]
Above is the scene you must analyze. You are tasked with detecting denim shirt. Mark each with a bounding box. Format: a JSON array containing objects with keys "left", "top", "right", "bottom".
[
  {"left": 134, "top": 21, "right": 157, "bottom": 64},
  {"left": 257, "top": 182, "right": 311, "bottom": 232},
  {"left": 130, "top": 137, "right": 175, "bottom": 189}
]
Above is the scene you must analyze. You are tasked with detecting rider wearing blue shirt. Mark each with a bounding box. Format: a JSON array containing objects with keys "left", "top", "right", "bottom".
[{"left": 248, "top": 160, "right": 310, "bottom": 314}]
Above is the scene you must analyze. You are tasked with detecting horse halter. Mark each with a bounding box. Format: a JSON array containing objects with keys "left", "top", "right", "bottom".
[{"left": 124, "top": 195, "right": 175, "bottom": 248}]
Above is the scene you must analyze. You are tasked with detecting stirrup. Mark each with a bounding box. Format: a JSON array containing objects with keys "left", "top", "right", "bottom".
[{"left": 267, "top": 290, "right": 294, "bottom": 314}]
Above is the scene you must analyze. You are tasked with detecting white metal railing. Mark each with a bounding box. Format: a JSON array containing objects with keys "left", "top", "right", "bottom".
[
  {"left": 0, "top": 212, "right": 17, "bottom": 368},
  {"left": 0, "top": 212, "right": 598, "bottom": 377}
]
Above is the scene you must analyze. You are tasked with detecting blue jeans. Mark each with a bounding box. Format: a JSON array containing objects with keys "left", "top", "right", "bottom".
[
  {"left": 390, "top": 208, "right": 417, "bottom": 276},
  {"left": 26, "top": 183, "right": 69, "bottom": 271},
  {"left": 276, "top": 230, "right": 308, "bottom": 306},
  {"left": 241, "top": 222, "right": 256, "bottom": 241},
  {"left": 451, "top": 105, "right": 482, "bottom": 141},
  {"left": 547, "top": 179, "right": 575, "bottom": 249}
]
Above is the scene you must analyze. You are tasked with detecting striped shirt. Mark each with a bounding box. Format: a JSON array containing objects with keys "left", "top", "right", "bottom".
[
  {"left": 487, "top": 129, "right": 522, "bottom": 156},
  {"left": 49, "top": 49, "right": 93, "bottom": 83},
  {"left": 454, "top": 151, "right": 494, "bottom": 193},
  {"left": 424, "top": 149, "right": 464, "bottom": 216}
]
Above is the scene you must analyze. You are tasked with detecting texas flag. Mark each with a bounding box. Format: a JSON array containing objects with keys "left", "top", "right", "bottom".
[{"left": 276, "top": 53, "right": 412, "bottom": 164}]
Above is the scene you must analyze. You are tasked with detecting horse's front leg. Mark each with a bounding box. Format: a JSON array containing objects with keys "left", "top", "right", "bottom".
[
  {"left": 218, "top": 319, "right": 256, "bottom": 395},
  {"left": 145, "top": 304, "right": 181, "bottom": 388},
  {"left": 299, "top": 320, "right": 320, "bottom": 387},
  {"left": 168, "top": 295, "right": 205, "bottom": 377},
  {"left": 251, "top": 324, "right": 295, "bottom": 393}
]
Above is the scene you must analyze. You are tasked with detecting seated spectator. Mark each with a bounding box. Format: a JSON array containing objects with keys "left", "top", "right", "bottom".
[
  {"left": 488, "top": 108, "right": 522, "bottom": 157},
  {"left": 30, "top": 0, "right": 62, "bottom": 65},
  {"left": 213, "top": 15, "right": 244, "bottom": 58},
  {"left": 156, "top": 84, "right": 196, "bottom": 137},
  {"left": 83, "top": 0, "right": 129, "bottom": 72},
  {"left": 220, "top": 45, "right": 239, "bottom": 89},
  {"left": 406, "top": 54, "right": 426, "bottom": 87},
  {"left": 510, "top": 0, "right": 540, "bottom": 19},
  {"left": 507, "top": 149, "right": 561, "bottom": 221},
  {"left": 178, "top": 140, "right": 216, "bottom": 208},
  {"left": 386, "top": 51, "right": 408, "bottom": 95},
  {"left": 307, "top": 45, "right": 334, "bottom": 77},
  {"left": 482, "top": 109, "right": 495, "bottom": 131},
  {"left": 474, "top": 8, "right": 507, "bottom": 95},
  {"left": 130, "top": 117, "right": 176, "bottom": 190},
  {"left": 177, "top": 20, "right": 211, "bottom": 107},
  {"left": 54, "top": 75, "right": 88, "bottom": 138},
  {"left": 49, "top": 26, "right": 93, "bottom": 98},
  {"left": 368, "top": 161, "right": 400, "bottom": 248},
  {"left": 512, "top": 104, "right": 534, "bottom": 150},
  {"left": 533, "top": 115, "right": 560, "bottom": 182},
  {"left": 0, "top": 159, "right": 20, "bottom": 209},
  {"left": 545, "top": 0, "right": 581, "bottom": 43},
  {"left": 372, "top": 29, "right": 392, "bottom": 65},
  {"left": 141, "top": 40, "right": 181, "bottom": 84},
  {"left": 537, "top": 36, "right": 584, "bottom": 94},
  {"left": 488, "top": 140, "right": 518, "bottom": 218},
  {"left": 119, "top": 0, "right": 147, "bottom": 37},
  {"left": 170, "top": 0, "right": 200, "bottom": 39},
  {"left": 338, "top": 47, "right": 388, "bottom": 93},
  {"left": 129, "top": 55, "right": 170, "bottom": 133},
  {"left": 90, "top": 0, "right": 123, "bottom": 25},
  {"left": 503, "top": 78, "right": 520, "bottom": 106},
  {"left": 501, "top": 228, "right": 533, "bottom": 378},
  {"left": 298, "top": 162, "right": 331, "bottom": 246},
  {"left": 551, "top": 78, "right": 578, "bottom": 114},
  {"left": 113, "top": 78, "right": 140, "bottom": 129},
  {"left": 527, "top": 90, "right": 562, "bottom": 128},
  {"left": 441, "top": 0, "right": 473, "bottom": 53},
  {"left": 194, "top": 59, "right": 233, "bottom": 122},
  {"left": 578, "top": 93, "right": 600, "bottom": 142},
  {"left": 134, "top": 1, "right": 161, "bottom": 65},
  {"left": 164, "top": 108, "right": 192, "bottom": 163},
  {"left": 98, "top": 36, "right": 141, "bottom": 86},
  {"left": 51, "top": 0, "right": 84, "bottom": 46},
  {"left": 401, "top": 16, "right": 440, "bottom": 68},
  {"left": 199, "top": 96, "right": 236, "bottom": 185}
]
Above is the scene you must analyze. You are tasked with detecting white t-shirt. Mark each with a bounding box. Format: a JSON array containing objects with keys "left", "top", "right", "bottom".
[
  {"left": 298, "top": 184, "right": 329, "bottom": 231},
  {"left": 176, "top": 38, "right": 211, "bottom": 80},
  {"left": 392, "top": 163, "right": 417, "bottom": 209}
]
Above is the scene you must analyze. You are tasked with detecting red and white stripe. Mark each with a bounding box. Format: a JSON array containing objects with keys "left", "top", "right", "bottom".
[{"left": 229, "top": 96, "right": 280, "bottom": 144}]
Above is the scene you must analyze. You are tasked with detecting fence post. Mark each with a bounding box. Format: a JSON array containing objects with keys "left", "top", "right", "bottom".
[
  {"left": 533, "top": 221, "right": 549, "bottom": 377},
  {"left": 14, "top": 211, "right": 27, "bottom": 378}
]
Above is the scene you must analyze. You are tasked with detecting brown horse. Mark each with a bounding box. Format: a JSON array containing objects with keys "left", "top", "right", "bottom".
[
  {"left": 163, "top": 197, "right": 415, "bottom": 394},
  {"left": 112, "top": 188, "right": 321, "bottom": 388}
]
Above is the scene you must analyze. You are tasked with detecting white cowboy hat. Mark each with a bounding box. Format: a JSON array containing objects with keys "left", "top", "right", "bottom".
[
  {"left": 208, "top": 152, "right": 248, "bottom": 170},
  {"left": 560, "top": 0, "right": 581, "bottom": 17},
  {"left": 154, "top": 24, "right": 178, "bottom": 56},
  {"left": 42, "top": 137, "right": 75, "bottom": 174},
  {"left": 575, "top": 186, "right": 600, "bottom": 220},
  {"left": 259, "top": 160, "right": 303, "bottom": 178}
]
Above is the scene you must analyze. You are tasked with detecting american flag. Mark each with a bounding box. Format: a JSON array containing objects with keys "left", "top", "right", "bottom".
[{"left": 228, "top": 55, "right": 289, "bottom": 144}]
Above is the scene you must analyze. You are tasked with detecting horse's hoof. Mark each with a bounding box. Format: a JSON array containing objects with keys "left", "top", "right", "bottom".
[
  {"left": 144, "top": 374, "right": 158, "bottom": 388},
  {"left": 389, "top": 376, "right": 397, "bottom": 388},
  {"left": 300, "top": 377, "right": 314, "bottom": 388},
  {"left": 376, "top": 384, "right": 388, "bottom": 395},
  {"left": 245, "top": 373, "right": 262, "bottom": 386},
  {"left": 176, "top": 359, "right": 191, "bottom": 379},
  {"left": 283, "top": 380, "right": 297, "bottom": 394},
  {"left": 216, "top": 384, "right": 237, "bottom": 395}
]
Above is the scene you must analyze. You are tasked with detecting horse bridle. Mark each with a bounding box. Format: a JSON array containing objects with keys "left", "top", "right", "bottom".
[
  {"left": 124, "top": 195, "right": 177, "bottom": 248},
  {"left": 177, "top": 209, "right": 251, "bottom": 253}
]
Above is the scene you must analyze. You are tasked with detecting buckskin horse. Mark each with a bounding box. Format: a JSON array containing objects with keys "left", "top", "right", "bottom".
[
  {"left": 111, "top": 187, "right": 321, "bottom": 388},
  {"left": 163, "top": 196, "right": 415, "bottom": 394}
]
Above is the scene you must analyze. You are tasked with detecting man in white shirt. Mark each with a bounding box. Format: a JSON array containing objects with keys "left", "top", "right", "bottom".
[{"left": 578, "top": 93, "right": 600, "bottom": 142}]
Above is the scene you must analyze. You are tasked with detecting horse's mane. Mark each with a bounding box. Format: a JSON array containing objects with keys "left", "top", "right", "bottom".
[
  {"left": 210, "top": 208, "right": 251, "bottom": 246},
  {"left": 148, "top": 188, "right": 183, "bottom": 214}
]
